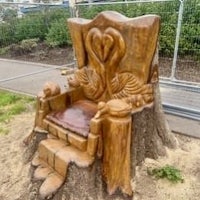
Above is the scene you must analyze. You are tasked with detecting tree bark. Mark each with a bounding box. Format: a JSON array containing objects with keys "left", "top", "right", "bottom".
[
  {"left": 25, "top": 83, "right": 177, "bottom": 200},
  {"left": 131, "top": 83, "right": 177, "bottom": 169}
]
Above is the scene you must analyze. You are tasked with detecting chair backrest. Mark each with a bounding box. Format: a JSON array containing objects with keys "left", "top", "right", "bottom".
[{"left": 68, "top": 11, "right": 160, "bottom": 104}]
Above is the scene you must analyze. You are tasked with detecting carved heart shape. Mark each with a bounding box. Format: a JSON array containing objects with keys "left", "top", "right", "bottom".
[
  {"left": 85, "top": 27, "right": 126, "bottom": 99},
  {"left": 91, "top": 29, "right": 114, "bottom": 62},
  {"left": 103, "top": 34, "right": 114, "bottom": 61}
]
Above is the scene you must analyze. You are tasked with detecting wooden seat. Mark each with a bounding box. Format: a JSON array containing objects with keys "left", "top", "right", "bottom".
[{"left": 46, "top": 100, "right": 98, "bottom": 138}]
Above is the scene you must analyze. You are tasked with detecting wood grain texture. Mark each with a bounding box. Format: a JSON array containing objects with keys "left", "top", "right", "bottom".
[
  {"left": 68, "top": 11, "right": 160, "bottom": 105},
  {"left": 25, "top": 11, "right": 178, "bottom": 199}
]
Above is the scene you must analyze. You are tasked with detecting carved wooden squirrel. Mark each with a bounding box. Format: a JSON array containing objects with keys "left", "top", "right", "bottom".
[{"left": 38, "top": 81, "right": 61, "bottom": 99}]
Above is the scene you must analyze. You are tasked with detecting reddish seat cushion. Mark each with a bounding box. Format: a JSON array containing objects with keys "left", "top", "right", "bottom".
[{"left": 46, "top": 100, "right": 98, "bottom": 137}]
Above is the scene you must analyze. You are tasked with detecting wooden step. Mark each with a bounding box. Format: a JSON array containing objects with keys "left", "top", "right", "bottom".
[
  {"left": 43, "top": 119, "right": 68, "bottom": 141},
  {"left": 38, "top": 138, "right": 66, "bottom": 169},
  {"left": 34, "top": 137, "right": 95, "bottom": 199},
  {"left": 38, "top": 138, "right": 94, "bottom": 178},
  {"left": 54, "top": 145, "right": 94, "bottom": 177},
  {"left": 43, "top": 119, "right": 88, "bottom": 151}
]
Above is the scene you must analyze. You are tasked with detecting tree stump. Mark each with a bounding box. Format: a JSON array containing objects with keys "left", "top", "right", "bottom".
[
  {"left": 131, "top": 83, "right": 177, "bottom": 169},
  {"left": 25, "top": 84, "right": 177, "bottom": 200},
  {"left": 24, "top": 11, "right": 177, "bottom": 200},
  {"left": 57, "top": 85, "right": 177, "bottom": 200}
]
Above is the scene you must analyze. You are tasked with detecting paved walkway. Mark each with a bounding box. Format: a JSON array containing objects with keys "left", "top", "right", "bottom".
[{"left": 0, "top": 58, "right": 199, "bottom": 138}]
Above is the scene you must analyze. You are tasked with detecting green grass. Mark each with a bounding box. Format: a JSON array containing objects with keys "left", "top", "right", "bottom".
[
  {"left": 0, "top": 90, "right": 34, "bottom": 135},
  {"left": 147, "top": 165, "right": 184, "bottom": 183},
  {"left": 0, "top": 92, "right": 21, "bottom": 106}
]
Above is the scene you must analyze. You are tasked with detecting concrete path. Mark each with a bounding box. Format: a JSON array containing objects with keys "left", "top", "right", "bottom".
[
  {"left": 0, "top": 59, "right": 69, "bottom": 95},
  {"left": 0, "top": 58, "right": 199, "bottom": 138}
]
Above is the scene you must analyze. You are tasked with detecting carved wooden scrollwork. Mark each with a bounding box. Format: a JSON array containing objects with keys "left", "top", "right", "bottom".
[
  {"left": 71, "top": 26, "right": 127, "bottom": 101},
  {"left": 69, "top": 24, "right": 156, "bottom": 107}
]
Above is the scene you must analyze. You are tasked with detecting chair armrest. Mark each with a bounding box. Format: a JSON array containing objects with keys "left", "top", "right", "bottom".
[
  {"left": 44, "top": 92, "right": 70, "bottom": 112},
  {"left": 47, "top": 86, "right": 86, "bottom": 111},
  {"left": 34, "top": 87, "right": 85, "bottom": 128}
]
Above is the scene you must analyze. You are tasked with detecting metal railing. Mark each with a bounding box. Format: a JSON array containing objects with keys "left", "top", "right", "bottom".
[
  {"left": 0, "top": 0, "right": 200, "bottom": 85},
  {"left": 73, "top": 0, "right": 200, "bottom": 85}
]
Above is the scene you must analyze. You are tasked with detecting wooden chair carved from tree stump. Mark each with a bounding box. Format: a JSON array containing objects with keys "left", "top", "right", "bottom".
[{"left": 27, "top": 11, "right": 176, "bottom": 199}]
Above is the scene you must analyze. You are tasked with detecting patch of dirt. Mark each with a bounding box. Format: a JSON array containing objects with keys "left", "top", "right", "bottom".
[
  {"left": 159, "top": 57, "right": 200, "bottom": 83},
  {"left": 0, "top": 43, "right": 74, "bottom": 66},
  {"left": 0, "top": 112, "right": 200, "bottom": 200},
  {"left": 0, "top": 112, "right": 35, "bottom": 200},
  {"left": 134, "top": 133, "right": 200, "bottom": 200},
  {"left": 0, "top": 43, "right": 200, "bottom": 82}
]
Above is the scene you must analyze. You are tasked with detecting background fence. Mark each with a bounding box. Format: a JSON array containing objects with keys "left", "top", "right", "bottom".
[{"left": 0, "top": 0, "right": 200, "bottom": 84}]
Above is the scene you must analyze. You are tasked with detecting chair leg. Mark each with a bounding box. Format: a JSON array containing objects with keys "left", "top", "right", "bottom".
[{"left": 87, "top": 133, "right": 99, "bottom": 157}]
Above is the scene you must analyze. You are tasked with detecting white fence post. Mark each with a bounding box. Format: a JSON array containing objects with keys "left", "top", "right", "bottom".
[{"left": 170, "top": 0, "right": 184, "bottom": 80}]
